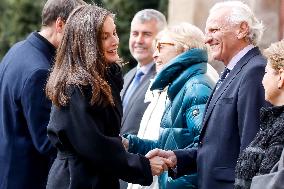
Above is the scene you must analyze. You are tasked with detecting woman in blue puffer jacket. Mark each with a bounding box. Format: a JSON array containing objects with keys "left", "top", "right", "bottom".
[{"left": 123, "top": 23, "right": 218, "bottom": 189}]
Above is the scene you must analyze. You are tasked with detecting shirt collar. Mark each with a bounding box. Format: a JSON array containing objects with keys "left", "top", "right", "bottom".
[
  {"left": 227, "top": 44, "right": 255, "bottom": 71},
  {"left": 136, "top": 62, "right": 154, "bottom": 74}
]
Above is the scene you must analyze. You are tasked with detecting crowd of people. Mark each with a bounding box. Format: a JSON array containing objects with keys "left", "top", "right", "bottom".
[{"left": 0, "top": 0, "right": 283, "bottom": 189}]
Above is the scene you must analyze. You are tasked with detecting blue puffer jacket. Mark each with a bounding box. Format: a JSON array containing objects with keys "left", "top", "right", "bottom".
[{"left": 126, "top": 48, "right": 216, "bottom": 189}]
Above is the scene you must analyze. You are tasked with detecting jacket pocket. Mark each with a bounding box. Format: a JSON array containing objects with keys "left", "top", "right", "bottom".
[
  {"left": 216, "top": 97, "right": 234, "bottom": 105},
  {"left": 212, "top": 167, "right": 235, "bottom": 182}
]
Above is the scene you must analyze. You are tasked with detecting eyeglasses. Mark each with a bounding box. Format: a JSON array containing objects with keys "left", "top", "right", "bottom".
[{"left": 156, "top": 42, "right": 175, "bottom": 53}]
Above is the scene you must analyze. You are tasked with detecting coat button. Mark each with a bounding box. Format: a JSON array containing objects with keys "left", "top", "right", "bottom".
[{"left": 192, "top": 109, "right": 199, "bottom": 117}]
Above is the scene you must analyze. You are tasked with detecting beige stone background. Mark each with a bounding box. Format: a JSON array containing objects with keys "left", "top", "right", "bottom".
[{"left": 167, "top": 0, "right": 284, "bottom": 73}]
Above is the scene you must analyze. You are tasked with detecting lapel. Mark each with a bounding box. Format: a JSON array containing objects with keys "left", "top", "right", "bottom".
[
  {"left": 121, "top": 68, "right": 136, "bottom": 99},
  {"left": 200, "top": 47, "right": 261, "bottom": 135},
  {"left": 122, "top": 64, "right": 156, "bottom": 122}
]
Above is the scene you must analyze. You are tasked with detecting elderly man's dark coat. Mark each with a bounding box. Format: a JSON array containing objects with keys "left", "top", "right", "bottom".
[{"left": 172, "top": 47, "right": 268, "bottom": 189}]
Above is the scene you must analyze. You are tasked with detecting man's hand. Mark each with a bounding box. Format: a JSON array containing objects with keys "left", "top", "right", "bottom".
[
  {"left": 149, "top": 156, "right": 173, "bottom": 176},
  {"left": 146, "top": 148, "right": 177, "bottom": 168}
]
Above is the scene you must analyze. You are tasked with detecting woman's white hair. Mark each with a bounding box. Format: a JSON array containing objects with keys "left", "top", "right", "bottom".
[
  {"left": 161, "top": 22, "right": 207, "bottom": 51},
  {"left": 210, "top": 1, "right": 264, "bottom": 45}
]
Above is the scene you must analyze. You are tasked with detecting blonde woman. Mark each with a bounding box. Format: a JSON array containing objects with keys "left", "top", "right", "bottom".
[{"left": 123, "top": 23, "right": 218, "bottom": 189}]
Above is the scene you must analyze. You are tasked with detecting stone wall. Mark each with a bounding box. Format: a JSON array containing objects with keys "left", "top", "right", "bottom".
[
  {"left": 168, "top": 0, "right": 282, "bottom": 73},
  {"left": 168, "top": 0, "right": 280, "bottom": 48}
]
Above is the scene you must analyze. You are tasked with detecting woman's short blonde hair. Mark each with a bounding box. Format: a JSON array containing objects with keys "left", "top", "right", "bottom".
[
  {"left": 158, "top": 22, "right": 207, "bottom": 52},
  {"left": 263, "top": 40, "right": 284, "bottom": 71}
]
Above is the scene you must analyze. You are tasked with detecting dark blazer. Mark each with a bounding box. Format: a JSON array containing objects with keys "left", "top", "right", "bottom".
[
  {"left": 172, "top": 47, "right": 268, "bottom": 189},
  {"left": 120, "top": 64, "right": 156, "bottom": 135},
  {"left": 46, "top": 64, "right": 153, "bottom": 189},
  {"left": 0, "top": 32, "right": 56, "bottom": 189}
]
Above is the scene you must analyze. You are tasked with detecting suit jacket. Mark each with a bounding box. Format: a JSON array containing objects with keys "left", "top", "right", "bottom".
[
  {"left": 120, "top": 64, "right": 156, "bottom": 135},
  {"left": 173, "top": 47, "right": 268, "bottom": 189},
  {"left": 0, "top": 32, "right": 56, "bottom": 189},
  {"left": 250, "top": 148, "right": 284, "bottom": 189}
]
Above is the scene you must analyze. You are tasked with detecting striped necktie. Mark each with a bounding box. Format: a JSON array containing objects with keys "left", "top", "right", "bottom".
[
  {"left": 123, "top": 70, "right": 144, "bottom": 112},
  {"left": 215, "top": 67, "right": 230, "bottom": 90}
]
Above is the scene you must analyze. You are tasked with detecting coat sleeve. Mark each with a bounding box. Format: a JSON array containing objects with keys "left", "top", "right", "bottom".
[
  {"left": 170, "top": 147, "right": 198, "bottom": 178},
  {"left": 166, "top": 81, "right": 212, "bottom": 186},
  {"left": 237, "top": 62, "right": 267, "bottom": 151},
  {"left": 21, "top": 69, "right": 56, "bottom": 159},
  {"left": 125, "top": 134, "right": 158, "bottom": 155},
  {"left": 184, "top": 82, "right": 213, "bottom": 148},
  {"left": 60, "top": 87, "right": 153, "bottom": 185}
]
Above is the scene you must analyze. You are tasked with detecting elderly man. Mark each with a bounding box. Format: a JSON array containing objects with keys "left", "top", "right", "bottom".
[
  {"left": 120, "top": 9, "right": 167, "bottom": 135},
  {"left": 0, "top": 0, "right": 86, "bottom": 188},
  {"left": 146, "top": 1, "right": 269, "bottom": 189}
]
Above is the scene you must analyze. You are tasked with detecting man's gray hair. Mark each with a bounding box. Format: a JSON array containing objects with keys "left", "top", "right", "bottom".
[
  {"left": 131, "top": 9, "right": 167, "bottom": 32},
  {"left": 210, "top": 1, "right": 264, "bottom": 45}
]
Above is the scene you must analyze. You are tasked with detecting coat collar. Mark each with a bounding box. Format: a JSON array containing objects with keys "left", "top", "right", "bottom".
[
  {"left": 150, "top": 48, "right": 208, "bottom": 100},
  {"left": 27, "top": 32, "right": 56, "bottom": 64},
  {"left": 259, "top": 105, "right": 284, "bottom": 130}
]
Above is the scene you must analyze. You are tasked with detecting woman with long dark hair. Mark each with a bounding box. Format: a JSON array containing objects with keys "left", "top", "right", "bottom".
[{"left": 45, "top": 4, "right": 169, "bottom": 189}]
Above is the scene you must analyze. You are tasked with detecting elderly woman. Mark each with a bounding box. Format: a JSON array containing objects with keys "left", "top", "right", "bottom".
[
  {"left": 123, "top": 23, "right": 218, "bottom": 189},
  {"left": 234, "top": 40, "right": 284, "bottom": 189}
]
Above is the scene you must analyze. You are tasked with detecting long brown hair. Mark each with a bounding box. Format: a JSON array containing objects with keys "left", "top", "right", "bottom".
[{"left": 46, "top": 4, "right": 114, "bottom": 107}]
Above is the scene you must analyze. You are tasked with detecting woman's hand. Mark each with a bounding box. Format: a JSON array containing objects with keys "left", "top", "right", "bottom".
[{"left": 121, "top": 136, "right": 129, "bottom": 151}]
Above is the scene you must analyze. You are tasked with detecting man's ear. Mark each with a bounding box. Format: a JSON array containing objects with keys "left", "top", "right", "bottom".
[
  {"left": 55, "top": 17, "right": 65, "bottom": 33},
  {"left": 237, "top": 21, "right": 249, "bottom": 40}
]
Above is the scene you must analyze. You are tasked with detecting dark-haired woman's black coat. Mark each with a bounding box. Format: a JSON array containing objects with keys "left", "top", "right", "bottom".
[{"left": 46, "top": 64, "right": 153, "bottom": 189}]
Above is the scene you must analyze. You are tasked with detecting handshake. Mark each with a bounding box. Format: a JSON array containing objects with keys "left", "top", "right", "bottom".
[
  {"left": 145, "top": 148, "right": 177, "bottom": 176},
  {"left": 122, "top": 136, "right": 177, "bottom": 176}
]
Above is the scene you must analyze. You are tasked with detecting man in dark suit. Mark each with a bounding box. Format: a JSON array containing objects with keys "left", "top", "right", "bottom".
[
  {"left": 0, "top": 0, "right": 86, "bottom": 188},
  {"left": 145, "top": 1, "right": 269, "bottom": 189},
  {"left": 120, "top": 9, "right": 167, "bottom": 135},
  {"left": 119, "top": 9, "right": 167, "bottom": 189}
]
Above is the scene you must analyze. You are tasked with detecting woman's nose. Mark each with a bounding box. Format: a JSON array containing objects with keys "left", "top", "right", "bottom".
[{"left": 153, "top": 49, "right": 159, "bottom": 62}]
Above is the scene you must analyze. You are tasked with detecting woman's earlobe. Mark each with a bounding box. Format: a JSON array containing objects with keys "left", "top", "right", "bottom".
[{"left": 278, "top": 70, "right": 284, "bottom": 89}]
